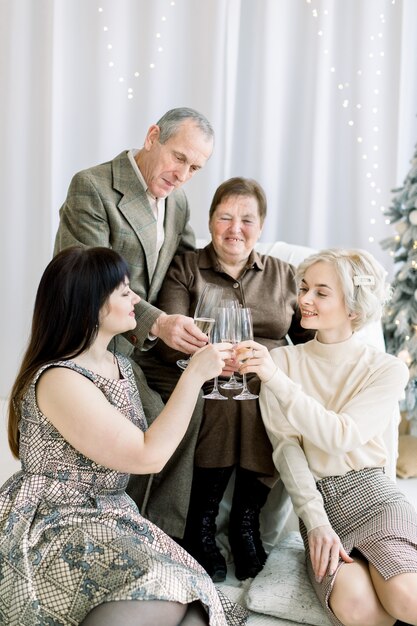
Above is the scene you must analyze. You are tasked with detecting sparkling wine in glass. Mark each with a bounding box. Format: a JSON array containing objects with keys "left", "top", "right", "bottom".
[
  {"left": 233, "top": 307, "right": 259, "bottom": 401},
  {"left": 177, "top": 284, "right": 223, "bottom": 370},
  {"left": 193, "top": 317, "right": 215, "bottom": 336}
]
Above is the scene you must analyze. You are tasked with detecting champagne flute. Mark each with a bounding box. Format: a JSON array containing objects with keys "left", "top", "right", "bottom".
[
  {"left": 177, "top": 284, "right": 223, "bottom": 369},
  {"left": 233, "top": 307, "right": 259, "bottom": 401},
  {"left": 216, "top": 299, "right": 243, "bottom": 389},
  {"left": 202, "top": 308, "right": 228, "bottom": 400},
  {"left": 219, "top": 300, "right": 243, "bottom": 390}
]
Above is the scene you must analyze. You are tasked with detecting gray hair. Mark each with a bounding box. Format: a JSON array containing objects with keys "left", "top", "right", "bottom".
[
  {"left": 156, "top": 107, "right": 214, "bottom": 144},
  {"left": 296, "top": 248, "right": 390, "bottom": 331}
]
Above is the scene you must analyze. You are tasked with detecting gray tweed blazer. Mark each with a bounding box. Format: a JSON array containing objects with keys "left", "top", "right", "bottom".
[{"left": 54, "top": 150, "right": 196, "bottom": 350}]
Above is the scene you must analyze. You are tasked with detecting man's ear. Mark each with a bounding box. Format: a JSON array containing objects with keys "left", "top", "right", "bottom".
[{"left": 144, "top": 124, "right": 160, "bottom": 150}]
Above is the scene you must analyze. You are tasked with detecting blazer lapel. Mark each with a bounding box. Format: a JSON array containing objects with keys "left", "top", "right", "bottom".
[{"left": 112, "top": 152, "right": 157, "bottom": 279}]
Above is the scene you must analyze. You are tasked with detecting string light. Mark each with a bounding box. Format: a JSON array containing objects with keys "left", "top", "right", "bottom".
[
  {"left": 304, "top": 0, "right": 399, "bottom": 248},
  {"left": 97, "top": 1, "right": 176, "bottom": 100}
]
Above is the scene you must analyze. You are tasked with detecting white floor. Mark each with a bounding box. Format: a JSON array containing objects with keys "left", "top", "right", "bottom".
[{"left": 1, "top": 398, "right": 417, "bottom": 510}]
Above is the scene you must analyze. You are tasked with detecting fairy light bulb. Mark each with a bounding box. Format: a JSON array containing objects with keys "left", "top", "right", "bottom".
[{"left": 98, "top": 4, "right": 176, "bottom": 99}]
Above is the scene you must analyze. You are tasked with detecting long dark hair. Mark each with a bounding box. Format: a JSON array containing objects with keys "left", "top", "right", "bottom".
[{"left": 8, "top": 246, "right": 130, "bottom": 458}]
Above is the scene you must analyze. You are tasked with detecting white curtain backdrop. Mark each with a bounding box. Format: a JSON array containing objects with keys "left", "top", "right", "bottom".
[{"left": 1, "top": 0, "right": 417, "bottom": 397}]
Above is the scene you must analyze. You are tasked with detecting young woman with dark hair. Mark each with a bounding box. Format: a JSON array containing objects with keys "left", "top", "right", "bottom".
[{"left": 1, "top": 246, "right": 244, "bottom": 626}]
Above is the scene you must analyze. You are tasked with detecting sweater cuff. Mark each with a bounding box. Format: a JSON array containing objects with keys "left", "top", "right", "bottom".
[{"left": 298, "top": 500, "right": 330, "bottom": 533}]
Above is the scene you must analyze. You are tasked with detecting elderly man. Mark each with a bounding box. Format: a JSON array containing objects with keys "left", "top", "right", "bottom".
[{"left": 54, "top": 107, "right": 214, "bottom": 536}]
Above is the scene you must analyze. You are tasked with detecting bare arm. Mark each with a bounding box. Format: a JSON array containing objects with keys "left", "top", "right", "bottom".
[{"left": 36, "top": 343, "right": 232, "bottom": 474}]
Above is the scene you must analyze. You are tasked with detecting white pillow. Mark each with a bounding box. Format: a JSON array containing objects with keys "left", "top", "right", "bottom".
[{"left": 246, "top": 532, "right": 332, "bottom": 626}]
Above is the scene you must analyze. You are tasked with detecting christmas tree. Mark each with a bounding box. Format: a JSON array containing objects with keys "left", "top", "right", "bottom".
[{"left": 380, "top": 142, "right": 417, "bottom": 436}]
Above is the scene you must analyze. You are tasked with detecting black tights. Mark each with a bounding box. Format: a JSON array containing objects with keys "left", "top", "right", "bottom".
[{"left": 80, "top": 600, "right": 209, "bottom": 626}]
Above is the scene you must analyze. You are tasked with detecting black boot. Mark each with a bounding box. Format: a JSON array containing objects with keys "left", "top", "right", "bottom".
[
  {"left": 229, "top": 467, "right": 270, "bottom": 580},
  {"left": 182, "top": 466, "right": 234, "bottom": 583}
]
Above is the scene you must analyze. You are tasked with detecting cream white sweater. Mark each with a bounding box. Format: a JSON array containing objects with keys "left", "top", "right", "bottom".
[{"left": 260, "top": 334, "right": 409, "bottom": 532}]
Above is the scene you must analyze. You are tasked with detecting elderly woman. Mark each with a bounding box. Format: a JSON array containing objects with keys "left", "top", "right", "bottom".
[{"left": 137, "top": 177, "right": 313, "bottom": 582}]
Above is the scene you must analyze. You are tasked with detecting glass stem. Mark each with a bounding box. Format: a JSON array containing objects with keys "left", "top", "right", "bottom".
[{"left": 242, "top": 373, "right": 248, "bottom": 391}]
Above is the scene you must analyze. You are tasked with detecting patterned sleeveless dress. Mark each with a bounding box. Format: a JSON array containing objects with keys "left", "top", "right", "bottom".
[{"left": 0, "top": 355, "right": 247, "bottom": 626}]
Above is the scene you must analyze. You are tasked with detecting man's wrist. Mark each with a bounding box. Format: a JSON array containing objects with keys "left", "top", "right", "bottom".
[{"left": 150, "top": 312, "right": 167, "bottom": 338}]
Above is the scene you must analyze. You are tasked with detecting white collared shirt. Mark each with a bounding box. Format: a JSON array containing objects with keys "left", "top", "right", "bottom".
[{"left": 128, "top": 149, "right": 165, "bottom": 254}]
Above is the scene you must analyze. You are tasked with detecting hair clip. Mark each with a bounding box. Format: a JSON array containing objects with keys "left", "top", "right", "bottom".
[{"left": 353, "top": 275, "right": 375, "bottom": 286}]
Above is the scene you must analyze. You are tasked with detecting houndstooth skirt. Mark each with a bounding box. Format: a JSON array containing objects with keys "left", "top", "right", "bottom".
[{"left": 300, "top": 467, "right": 417, "bottom": 626}]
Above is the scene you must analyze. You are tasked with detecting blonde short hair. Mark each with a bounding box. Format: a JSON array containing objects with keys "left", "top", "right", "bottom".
[{"left": 296, "top": 248, "right": 390, "bottom": 331}]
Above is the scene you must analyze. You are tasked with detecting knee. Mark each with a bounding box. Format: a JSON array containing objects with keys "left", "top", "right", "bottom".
[
  {"left": 331, "top": 588, "right": 386, "bottom": 626},
  {"left": 381, "top": 576, "right": 417, "bottom": 622}
]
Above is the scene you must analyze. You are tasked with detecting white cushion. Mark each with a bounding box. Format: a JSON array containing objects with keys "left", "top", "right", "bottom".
[
  {"left": 254, "top": 241, "right": 317, "bottom": 266},
  {"left": 246, "top": 532, "right": 332, "bottom": 626}
]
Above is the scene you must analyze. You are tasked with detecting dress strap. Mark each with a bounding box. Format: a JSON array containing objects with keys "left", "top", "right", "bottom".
[{"left": 33, "top": 360, "right": 96, "bottom": 386}]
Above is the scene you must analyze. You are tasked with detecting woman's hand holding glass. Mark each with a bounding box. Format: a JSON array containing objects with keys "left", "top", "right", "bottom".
[
  {"left": 235, "top": 340, "right": 277, "bottom": 384},
  {"left": 187, "top": 341, "right": 234, "bottom": 387},
  {"left": 177, "top": 283, "right": 224, "bottom": 370}
]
